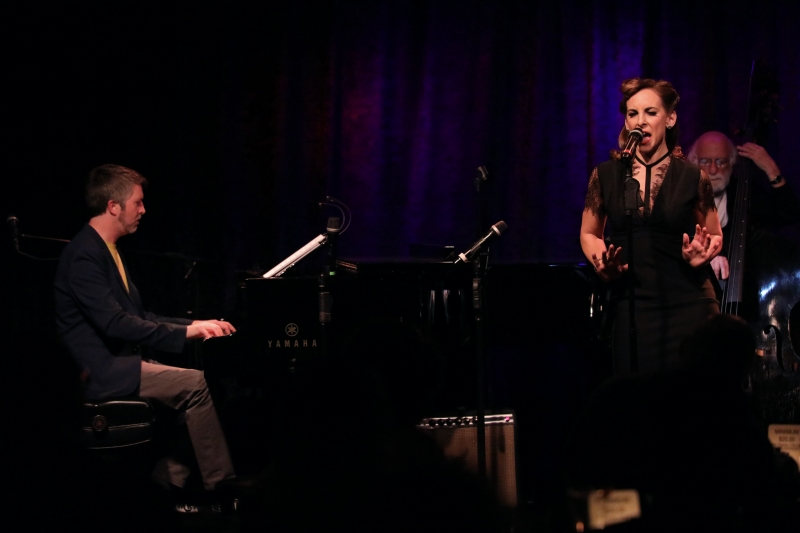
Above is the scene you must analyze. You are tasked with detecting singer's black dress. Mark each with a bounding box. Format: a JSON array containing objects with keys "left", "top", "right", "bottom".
[{"left": 585, "top": 153, "right": 719, "bottom": 374}]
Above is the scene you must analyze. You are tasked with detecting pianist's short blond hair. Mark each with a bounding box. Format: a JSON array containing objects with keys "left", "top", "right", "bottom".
[{"left": 86, "top": 164, "right": 148, "bottom": 217}]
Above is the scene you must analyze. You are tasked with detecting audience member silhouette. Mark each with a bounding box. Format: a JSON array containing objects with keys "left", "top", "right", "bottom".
[{"left": 565, "top": 314, "right": 800, "bottom": 532}]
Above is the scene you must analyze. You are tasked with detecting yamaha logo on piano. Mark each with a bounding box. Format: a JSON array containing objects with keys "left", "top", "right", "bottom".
[{"left": 265, "top": 323, "right": 318, "bottom": 349}]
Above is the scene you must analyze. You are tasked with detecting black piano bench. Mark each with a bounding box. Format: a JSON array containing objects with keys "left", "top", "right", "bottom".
[{"left": 79, "top": 396, "right": 155, "bottom": 450}]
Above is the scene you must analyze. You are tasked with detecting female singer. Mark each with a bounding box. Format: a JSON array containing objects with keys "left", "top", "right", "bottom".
[{"left": 580, "top": 78, "right": 722, "bottom": 374}]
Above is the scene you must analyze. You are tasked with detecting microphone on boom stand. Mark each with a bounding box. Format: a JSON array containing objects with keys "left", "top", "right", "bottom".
[
  {"left": 620, "top": 127, "right": 644, "bottom": 160},
  {"left": 453, "top": 221, "right": 507, "bottom": 264}
]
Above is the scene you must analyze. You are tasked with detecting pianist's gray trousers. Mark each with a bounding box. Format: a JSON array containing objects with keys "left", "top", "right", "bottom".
[{"left": 140, "top": 360, "right": 235, "bottom": 490}]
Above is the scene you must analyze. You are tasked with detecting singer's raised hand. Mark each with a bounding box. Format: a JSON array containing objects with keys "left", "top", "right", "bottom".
[
  {"left": 682, "top": 224, "right": 721, "bottom": 267},
  {"left": 591, "top": 244, "right": 628, "bottom": 281}
]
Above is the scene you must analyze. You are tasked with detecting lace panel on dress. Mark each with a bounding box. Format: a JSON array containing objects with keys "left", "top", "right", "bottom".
[
  {"left": 645, "top": 156, "right": 671, "bottom": 214},
  {"left": 584, "top": 167, "right": 605, "bottom": 218}
]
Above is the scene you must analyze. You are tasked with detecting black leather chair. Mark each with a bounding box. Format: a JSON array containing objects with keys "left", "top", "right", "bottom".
[{"left": 79, "top": 396, "right": 155, "bottom": 450}]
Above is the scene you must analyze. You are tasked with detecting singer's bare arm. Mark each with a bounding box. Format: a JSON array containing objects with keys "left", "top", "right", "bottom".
[
  {"left": 580, "top": 168, "right": 627, "bottom": 281},
  {"left": 682, "top": 170, "right": 722, "bottom": 267}
]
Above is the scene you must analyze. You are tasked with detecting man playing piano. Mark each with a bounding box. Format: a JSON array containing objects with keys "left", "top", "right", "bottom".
[{"left": 54, "top": 164, "right": 237, "bottom": 496}]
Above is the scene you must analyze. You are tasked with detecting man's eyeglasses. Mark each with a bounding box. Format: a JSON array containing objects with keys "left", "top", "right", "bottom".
[{"left": 697, "top": 158, "right": 731, "bottom": 169}]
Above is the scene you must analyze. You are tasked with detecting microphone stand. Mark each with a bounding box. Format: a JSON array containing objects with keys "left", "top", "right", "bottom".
[
  {"left": 472, "top": 248, "right": 488, "bottom": 478},
  {"left": 473, "top": 166, "right": 489, "bottom": 478},
  {"left": 6, "top": 214, "right": 71, "bottom": 260},
  {"left": 454, "top": 219, "right": 506, "bottom": 479},
  {"left": 622, "top": 158, "right": 641, "bottom": 372},
  {"left": 318, "top": 218, "right": 340, "bottom": 359},
  {"left": 475, "top": 166, "right": 489, "bottom": 244}
]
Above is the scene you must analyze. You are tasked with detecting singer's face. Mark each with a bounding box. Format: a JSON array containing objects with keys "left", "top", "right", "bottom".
[{"left": 624, "top": 88, "right": 676, "bottom": 159}]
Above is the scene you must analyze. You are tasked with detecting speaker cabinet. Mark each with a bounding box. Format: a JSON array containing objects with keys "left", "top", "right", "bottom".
[{"left": 418, "top": 413, "right": 518, "bottom": 508}]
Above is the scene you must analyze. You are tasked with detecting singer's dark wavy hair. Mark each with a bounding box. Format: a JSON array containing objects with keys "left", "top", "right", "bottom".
[
  {"left": 616, "top": 77, "right": 681, "bottom": 154},
  {"left": 86, "top": 164, "right": 148, "bottom": 216}
]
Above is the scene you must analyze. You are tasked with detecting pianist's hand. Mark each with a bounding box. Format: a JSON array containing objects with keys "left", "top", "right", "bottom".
[
  {"left": 186, "top": 319, "right": 236, "bottom": 340},
  {"left": 197, "top": 319, "right": 236, "bottom": 335}
]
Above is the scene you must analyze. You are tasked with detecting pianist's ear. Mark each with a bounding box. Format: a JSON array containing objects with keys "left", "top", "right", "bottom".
[{"left": 107, "top": 200, "right": 121, "bottom": 216}]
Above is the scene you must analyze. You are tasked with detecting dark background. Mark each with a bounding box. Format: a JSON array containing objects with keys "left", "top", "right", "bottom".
[
  {"left": 5, "top": 2, "right": 799, "bottom": 275},
  {"left": 4, "top": 0, "right": 800, "bottom": 510}
]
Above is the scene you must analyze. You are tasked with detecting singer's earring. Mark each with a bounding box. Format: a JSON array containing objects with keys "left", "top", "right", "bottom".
[{"left": 667, "top": 124, "right": 673, "bottom": 129}]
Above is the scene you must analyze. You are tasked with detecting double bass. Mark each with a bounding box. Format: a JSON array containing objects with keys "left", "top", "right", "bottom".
[{"left": 722, "top": 61, "right": 800, "bottom": 424}]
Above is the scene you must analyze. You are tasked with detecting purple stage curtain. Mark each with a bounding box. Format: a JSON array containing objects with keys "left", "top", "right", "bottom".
[
  {"left": 5, "top": 1, "right": 799, "bottom": 271},
  {"left": 215, "top": 0, "right": 800, "bottom": 268}
]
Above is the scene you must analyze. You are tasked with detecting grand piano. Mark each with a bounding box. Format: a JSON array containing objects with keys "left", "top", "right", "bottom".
[
  {"left": 203, "top": 260, "right": 605, "bottom": 397},
  {"left": 201, "top": 259, "right": 609, "bottom": 494}
]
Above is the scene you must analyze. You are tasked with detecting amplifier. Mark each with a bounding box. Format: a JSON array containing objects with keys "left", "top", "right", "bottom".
[{"left": 418, "top": 413, "right": 518, "bottom": 508}]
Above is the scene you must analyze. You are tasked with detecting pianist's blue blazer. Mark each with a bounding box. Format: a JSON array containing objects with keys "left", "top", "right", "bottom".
[{"left": 54, "top": 224, "right": 191, "bottom": 399}]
